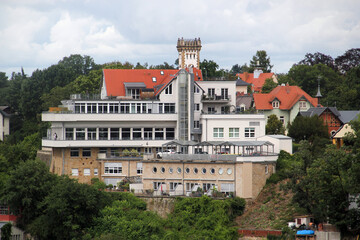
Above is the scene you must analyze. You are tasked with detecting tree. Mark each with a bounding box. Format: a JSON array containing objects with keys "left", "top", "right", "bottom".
[
  {"left": 149, "top": 62, "right": 175, "bottom": 69},
  {"left": 261, "top": 78, "right": 278, "bottom": 93},
  {"left": 200, "top": 59, "right": 219, "bottom": 78},
  {"left": 297, "top": 52, "right": 336, "bottom": 70},
  {"left": 249, "top": 50, "right": 273, "bottom": 73},
  {"left": 1, "top": 222, "right": 12, "bottom": 240},
  {"left": 266, "top": 114, "right": 285, "bottom": 134},
  {"left": 288, "top": 115, "right": 329, "bottom": 143},
  {"left": 335, "top": 48, "right": 360, "bottom": 74}
]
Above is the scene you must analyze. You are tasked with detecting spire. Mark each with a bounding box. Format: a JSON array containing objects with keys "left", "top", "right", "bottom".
[{"left": 315, "top": 76, "right": 322, "bottom": 107}]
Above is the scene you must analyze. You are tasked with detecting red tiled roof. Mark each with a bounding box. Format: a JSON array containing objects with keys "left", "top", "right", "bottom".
[
  {"left": 236, "top": 72, "right": 274, "bottom": 92},
  {"left": 103, "top": 68, "right": 203, "bottom": 97},
  {"left": 253, "top": 85, "right": 318, "bottom": 110}
]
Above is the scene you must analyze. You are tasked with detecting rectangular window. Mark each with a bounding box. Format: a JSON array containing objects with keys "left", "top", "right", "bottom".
[
  {"left": 144, "top": 128, "right": 153, "bottom": 140},
  {"left": 194, "top": 121, "right": 200, "bottom": 129},
  {"left": 299, "top": 101, "right": 307, "bottom": 108},
  {"left": 98, "top": 103, "right": 108, "bottom": 113},
  {"left": 194, "top": 85, "right": 200, "bottom": 93},
  {"left": 75, "top": 103, "right": 85, "bottom": 113},
  {"left": 170, "top": 182, "right": 181, "bottom": 191},
  {"left": 84, "top": 168, "right": 90, "bottom": 176},
  {"left": 158, "top": 103, "right": 163, "bottom": 113},
  {"left": 87, "top": 128, "right": 96, "bottom": 140},
  {"left": 76, "top": 128, "right": 85, "bottom": 140},
  {"left": 153, "top": 182, "right": 165, "bottom": 190},
  {"left": 110, "top": 148, "right": 120, "bottom": 157},
  {"left": 66, "top": 128, "right": 74, "bottom": 140},
  {"left": 208, "top": 88, "right": 215, "bottom": 97},
  {"left": 186, "top": 183, "right": 198, "bottom": 192},
  {"left": 166, "top": 128, "right": 175, "bottom": 140},
  {"left": 272, "top": 101, "right": 279, "bottom": 108},
  {"left": 221, "top": 88, "right": 228, "bottom": 99},
  {"left": 245, "top": 127, "right": 255, "bottom": 137},
  {"left": 87, "top": 103, "right": 97, "bottom": 113},
  {"left": 194, "top": 103, "right": 200, "bottom": 111},
  {"left": 70, "top": 148, "right": 79, "bottom": 157},
  {"left": 121, "top": 128, "right": 131, "bottom": 140},
  {"left": 142, "top": 103, "right": 147, "bottom": 113},
  {"left": 109, "top": 103, "right": 119, "bottom": 113},
  {"left": 130, "top": 103, "right": 136, "bottom": 113},
  {"left": 110, "top": 128, "right": 120, "bottom": 140},
  {"left": 71, "top": 168, "right": 79, "bottom": 176},
  {"left": 213, "top": 128, "right": 224, "bottom": 138},
  {"left": 120, "top": 103, "right": 130, "bottom": 113},
  {"left": 220, "top": 183, "right": 234, "bottom": 193},
  {"left": 165, "top": 83, "right": 172, "bottom": 94},
  {"left": 82, "top": 148, "right": 91, "bottom": 157},
  {"left": 104, "top": 162, "right": 122, "bottom": 174},
  {"left": 99, "top": 128, "right": 108, "bottom": 140},
  {"left": 137, "top": 162, "right": 143, "bottom": 174},
  {"left": 144, "top": 147, "right": 152, "bottom": 154},
  {"left": 127, "top": 89, "right": 140, "bottom": 99},
  {"left": 164, "top": 103, "right": 175, "bottom": 113},
  {"left": 94, "top": 168, "right": 98, "bottom": 176},
  {"left": 280, "top": 116, "right": 285, "bottom": 124},
  {"left": 208, "top": 107, "right": 215, "bottom": 114},
  {"left": 155, "top": 128, "right": 164, "bottom": 140},
  {"left": 229, "top": 128, "right": 239, "bottom": 138},
  {"left": 99, "top": 147, "right": 107, "bottom": 154},
  {"left": 133, "top": 128, "right": 142, "bottom": 140}
]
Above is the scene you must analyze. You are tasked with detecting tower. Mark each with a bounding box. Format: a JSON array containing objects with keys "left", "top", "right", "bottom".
[{"left": 176, "top": 38, "right": 202, "bottom": 69}]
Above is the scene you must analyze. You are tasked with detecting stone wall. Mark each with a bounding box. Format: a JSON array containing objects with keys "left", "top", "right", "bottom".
[{"left": 140, "top": 197, "right": 176, "bottom": 218}]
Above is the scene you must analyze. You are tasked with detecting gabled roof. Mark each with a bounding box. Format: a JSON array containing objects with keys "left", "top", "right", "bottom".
[
  {"left": 236, "top": 78, "right": 251, "bottom": 86},
  {"left": 103, "top": 68, "right": 203, "bottom": 97},
  {"left": 236, "top": 72, "right": 275, "bottom": 92},
  {"left": 338, "top": 110, "right": 360, "bottom": 123},
  {"left": 299, "top": 108, "right": 360, "bottom": 124},
  {"left": 253, "top": 85, "right": 318, "bottom": 110}
]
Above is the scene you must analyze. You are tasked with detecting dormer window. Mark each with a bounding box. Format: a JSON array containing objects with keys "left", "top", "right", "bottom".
[
  {"left": 299, "top": 101, "right": 307, "bottom": 108},
  {"left": 272, "top": 101, "right": 279, "bottom": 108},
  {"left": 165, "top": 83, "right": 172, "bottom": 95},
  {"left": 127, "top": 89, "right": 140, "bottom": 99}
]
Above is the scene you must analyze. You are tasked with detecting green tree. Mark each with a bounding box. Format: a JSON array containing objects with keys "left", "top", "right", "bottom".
[
  {"left": 200, "top": 59, "right": 219, "bottom": 78},
  {"left": 266, "top": 114, "right": 285, "bottom": 134},
  {"left": 288, "top": 115, "right": 329, "bottom": 143},
  {"left": 149, "top": 62, "right": 175, "bottom": 69},
  {"left": 297, "top": 52, "right": 336, "bottom": 70},
  {"left": 261, "top": 78, "right": 278, "bottom": 93},
  {"left": 249, "top": 50, "right": 273, "bottom": 73},
  {"left": 1, "top": 222, "right": 12, "bottom": 240}
]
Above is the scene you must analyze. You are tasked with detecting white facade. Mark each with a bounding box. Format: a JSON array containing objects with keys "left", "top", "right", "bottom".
[{"left": 0, "top": 110, "right": 10, "bottom": 141}]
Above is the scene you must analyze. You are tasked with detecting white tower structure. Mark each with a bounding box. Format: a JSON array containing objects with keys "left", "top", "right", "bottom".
[{"left": 177, "top": 38, "right": 202, "bottom": 69}]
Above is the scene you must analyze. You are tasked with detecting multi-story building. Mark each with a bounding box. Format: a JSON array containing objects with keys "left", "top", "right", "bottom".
[
  {"left": 41, "top": 38, "right": 292, "bottom": 199},
  {"left": 0, "top": 106, "right": 11, "bottom": 141}
]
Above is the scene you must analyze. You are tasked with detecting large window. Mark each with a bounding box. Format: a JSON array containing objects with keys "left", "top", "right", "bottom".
[
  {"left": 87, "top": 128, "right": 96, "bottom": 140},
  {"left": 144, "top": 128, "right": 153, "bottom": 140},
  {"left": 71, "top": 168, "right": 79, "bottom": 176},
  {"left": 87, "top": 103, "right": 97, "bottom": 113},
  {"left": 213, "top": 128, "right": 224, "bottom": 138},
  {"left": 155, "top": 128, "right": 164, "bottom": 140},
  {"left": 104, "top": 162, "right": 122, "bottom": 174},
  {"left": 153, "top": 182, "right": 165, "bottom": 190},
  {"left": 194, "top": 103, "right": 200, "bottom": 111},
  {"left": 208, "top": 107, "right": 216, "bottom": 114},
  {"left": 110, "top": 148, "right": 120, "bottom": 157},
  {"left": 133, "top": 128, "right": 142, "bottom": 140},
  {"left": 84, "top": 168, "right": 90, "bottom": 176},
  {"left": 70, "top": 148, "right": 79, "bottom": 157},
  {"left": 221, "top": 88, "right": 228, "bottom": 99},
  {"left": 110, "top": 128, "right": 119, "bottom": 140},
  {"left": 169, "top": 182, "right": 181, "bottom": 192},
  {"left": 164, "top": 103, "right": 175, "bottom": 113},
  {"left": 165, "top": 83, "right": 172, "bottom": 94},
  {"left": 245, "top": 127, "right": 255, "bottom": 137},
  {"left": 99, "top": 128, "right": 108, "bottom": 140},
  {"left": 66, "top": 128, "right": 74, "bottom": 140},
  {"left": 109, "top": 103, "right": 119, "bottom": 113},
  {"left": 194, "top": 121, "right": 200, "bottom": 129},
  {"left": 166, "top": 128, "right": 175, "bottom": 140},
  {"left": 299, "top": 101, "right": 307, "bottom": 108},
  {"left": 127, "top": 89, "right": 140, "bottom": 99},
  {"left": 137, "top": 162, "right": 143, "bottom": 174},
  {"left": 82, "top": 148, "right": 91, "bottom": 157},
  {"left": 229, "top": 128, "right": 239, "bottom": 138},
  {"left": 121, "top": 128, "right": 131, "bottom": 140},
  {"left": 76, "top": 128, "right": 85, "bottom": 140},
  {"left": 208, "top": 88, "right": 215, "bottom": 97},
  {"left": 120, "top": 103, "right": 130, "bottom": 113},
  {"left": 75, "top": 103, "right": 85, "bottom": 113},
  {"left": 272, "top": 101, "right": 279, "bottom": 108},
  {"left": 98, "top": 103, "right": 108, "bottom": 113}
]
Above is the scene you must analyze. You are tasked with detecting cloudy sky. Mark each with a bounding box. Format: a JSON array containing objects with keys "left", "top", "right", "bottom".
[{"left": 1, "top": 0, "right": 359, "bottom": 77}]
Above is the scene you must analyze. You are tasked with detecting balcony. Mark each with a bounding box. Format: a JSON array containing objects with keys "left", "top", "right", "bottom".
[{"left": 201, "top": 94, "right": 231, "bottom": 103}]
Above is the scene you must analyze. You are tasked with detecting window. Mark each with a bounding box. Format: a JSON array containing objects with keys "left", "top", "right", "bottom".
[
  {"left": 272, "top": 101, "right": 279, "bottom": 108},
  {"left": 165, "top": 83, "right": 172, "bottom": 94},
  {"left": 137, "top": 163, "right": 143, "bottom": 174},
  {"left": 194, "top": 121, "right": 200, "bottom": 129},
  {"left": 127, "top": 89, "right": 140, "bottom": 99},
  {"left": 144, "top": 128, "right": 153, "bottom": 140},
  {"left": 94, "top": 168, "right": 98, "bottom": 175},
  {"left": 227, "top": 168, "right": 233, "bottom": 175},
  {"left": 201, "top": 168, "right": 206, "bottom": 174},
  {"left": 265, "top": 165, "right": 269, "bottom": 174},
  {"left": 75, "top": 103, "right": 85, "bottom": 113},
  {"left": 153, "top": 182, "right": 165, "bottom": 190},
  {"left": 76, "top": 128, "right": 85, "bottom": 140},
  {"left": 99, "top": 147, "right": 107, "bottom": 154},
  {"left": 299, "top": 101, "right": 307, "bottom": 108},
  {"left": 72, "top": 168, "right": 79, "bottom": 176},
  {"left": 109, "top": 103, "right": 119, "bottom": 113},
  {"left": 203, "top": 183, "right": 215, "bottom": 192},
  {"left": 104, "top": 163, "right": 122, "bottom": 174},
  {"left": 152, "top": 167, "right": 157, "bottom": 173},
  {"left": 82, "top": 148, "right": 91, "bottom": 157},
  {"left": 177, "top": 167, "right": 182, "bottom": 174},
  {"left": 186, "top": 183, "right": 198, "bottom": 192},
  {"left": 221, "top": 88, "right": 228, "bottom": 99},
  {"left": 213, "top": 128, "right": 224, "bottom": 138},
  {"left": 87, "top": 103, "right": 97, "bottom": 113},
  {"left": 245, "top": 127, "right": 255, "bottom": 137},
  {"left": 152, "top": 77, "right": 157, "bottom": 82},
  {"left": 170, "top": 182, "right": 181, "bottom": 191},
  {"left": 210, "top": 168, "right": 215, "bottom": 174},
  {"left": 194, "top": 168, "right": 198, "bottom": 174},
  {"left": 185, "top": 167, "right": 190, "bottom": 174},
  {"left": 194, "top": 103, "right": 200, "bottom": 111},
  {"left": 166, "top": 128, "right": 175, "bottom": 140},
  {"left": 87, "top": 128, "right": 96, "bottom": 140},
  {"left": 160, "top": 167, "right": 165, "bottom": 173},
  {"left": 194, "top": 85, "right": 200, "bottom": 93},
  {"left": 220, "top": 183, "right": 234, "bottom": 193},
  {"left": 280, "top": 116, "right": 285, "bottom": 124},
  {"left": 133, "top": 128, "right": 142, "bottom": 140},
  {"left": 110, "top": 148, "right": 120, "bottom": 157},
  {"left": 110, "top": 128, "right": 119, "bottom": 140},
  {"left": 99, "top": 128, "right": 108, "bottom": 140},
  {"left": 121, "top": 128, "right": 131, "bottom": 140},
  {"left": 208, "top": 107, "right": 216, "bottom": 114},
  {"left": 208, "top": 88, "right": 215, "bottom": 97},
  {"left": 66, "top": 128, "right": 74, "bottom": 140},
  {"left": 98, "top": 103, "right": 108, "bottom": 113},
  {"left": 164, "top": 103, "right": 175, "bottom": 113},
  {"left": 219, "top": 168, "right": 224, "bottom": 175},
  {"left": 70, "top": 148, "right": 79, "bottom": 157},
  {"left": 229, "top": 128, "right": 239, "bottom": 138},
  {"left": 169, "top": 167, "right": 173, "bottom": 174},
  {"left": 155, "top": 128, "right": 164, "bottom": 140},
  {"left": 84, "top": 168, "right": 90, "bottom": 176},
  {"left": 120, "top": 103, "right": 130, "bottom": 113}
]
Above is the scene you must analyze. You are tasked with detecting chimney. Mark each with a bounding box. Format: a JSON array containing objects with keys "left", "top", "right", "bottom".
[{"left": 254, "top": 68, "right": 263, "bottom": 79}]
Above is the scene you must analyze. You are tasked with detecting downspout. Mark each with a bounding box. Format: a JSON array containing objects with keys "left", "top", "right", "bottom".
[{"left": 62, "top": 148, "right": 65, "bottom": 175}]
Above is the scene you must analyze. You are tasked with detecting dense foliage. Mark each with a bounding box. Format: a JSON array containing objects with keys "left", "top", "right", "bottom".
[{"left": 266, "top": 114, "right": 285, "bottom": 135}]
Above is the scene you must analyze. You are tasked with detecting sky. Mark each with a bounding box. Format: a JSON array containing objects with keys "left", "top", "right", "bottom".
[{"left": 1, "top": 0, "right": 359, "bottom": 78}]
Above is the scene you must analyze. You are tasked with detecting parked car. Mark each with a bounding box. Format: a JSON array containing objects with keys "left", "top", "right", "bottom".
[{"left": 157, "top": 149, "right": 176, "bottom": 158}]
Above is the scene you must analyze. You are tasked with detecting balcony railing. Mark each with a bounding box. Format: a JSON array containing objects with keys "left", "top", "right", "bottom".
[{"left": 201, "top": 94, "right": 231, "bottom": 102}]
